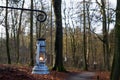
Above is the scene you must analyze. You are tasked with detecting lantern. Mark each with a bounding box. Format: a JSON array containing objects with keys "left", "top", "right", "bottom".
[{"left": 32, "top": 38, "right": 49, "bottom": 74}]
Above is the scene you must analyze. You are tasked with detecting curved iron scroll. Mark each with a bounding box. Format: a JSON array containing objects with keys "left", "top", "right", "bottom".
[{"left": 0, "top": 6, "right": 47, "bottom": 22}]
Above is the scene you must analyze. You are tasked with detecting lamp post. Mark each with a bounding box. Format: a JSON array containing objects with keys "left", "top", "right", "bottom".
[
  {"left": 0, "top": 5, "right": 49, "bottom": 74},
  {"left": 32, "top": 38, "right": 49, "bottom": 74},
  {"left": 32, "top": 11, "right": 49, "bottom": 74}
]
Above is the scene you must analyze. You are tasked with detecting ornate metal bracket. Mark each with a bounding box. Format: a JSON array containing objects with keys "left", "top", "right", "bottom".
[{"left": 0, "top": 6, "right": 47, "bottom": 22}]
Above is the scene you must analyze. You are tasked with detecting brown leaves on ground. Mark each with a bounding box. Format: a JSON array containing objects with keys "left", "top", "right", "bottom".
[
  {"left": 0, "top": 64, "right": 69, "bottom": 80},
  {"left": 0, "top": 64, "right": 110, "bottom": 80},
  {"left": 95, "top": 71, "right": 110, "bottom": 80}
]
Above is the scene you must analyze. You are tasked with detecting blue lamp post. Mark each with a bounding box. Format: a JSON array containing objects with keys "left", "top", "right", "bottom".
[
  {"left": 0, "top": 6, "right": 49, "bottom": 74},
  {"left": 32, "top": 11, "right": 49, "bottom": 74},
  {"left": 32, "top": 38, "right": 49, "bottom": 74}
]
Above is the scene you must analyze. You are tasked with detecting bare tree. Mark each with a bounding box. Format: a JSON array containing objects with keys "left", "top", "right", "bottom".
[
  {"left": 83, "top": 0, "right": 88, "bottom": 70},
  {"left": 16, "top": 0, "right": 24, "bottom": 63},
  {"left": 96, "top": 0, "right": 110, "bottom": 70},
  {"left": 30, "top": 0, "right": 34, "bottom": 66},
  {"left": 5, "top": 0, "right": 11, "bottom": 64},
  {"left": 110, "top": 0, "right": 120, "bottom": 79},
  {"left": 52, "top": 0, "right": 66, "bottom": 71}
]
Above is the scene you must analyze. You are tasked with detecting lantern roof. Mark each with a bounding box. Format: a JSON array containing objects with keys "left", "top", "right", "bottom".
[{"left": 37, "top": 38, "right": 46, "bottom": 41}]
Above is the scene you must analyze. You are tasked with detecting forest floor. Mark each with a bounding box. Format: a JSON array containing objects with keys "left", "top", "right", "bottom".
[
  {"left": 0, "top": 64, "right": 110, "bottom": 80},
  {"left": 67, "top": 72, "right": 96, "bottom": 80}
]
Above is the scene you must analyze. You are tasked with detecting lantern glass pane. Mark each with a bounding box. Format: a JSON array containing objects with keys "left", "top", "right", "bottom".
[{"left": 39, "top": 53, "right": 45, "bottom": 62}]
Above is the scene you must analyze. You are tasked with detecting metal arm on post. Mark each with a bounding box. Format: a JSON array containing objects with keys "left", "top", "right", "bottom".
[
  {"left": 0, "top": 5, "right": 49, "bottom": 74},
  {"left": 0, "top": 6, "right": 47, "bottom": 22}
]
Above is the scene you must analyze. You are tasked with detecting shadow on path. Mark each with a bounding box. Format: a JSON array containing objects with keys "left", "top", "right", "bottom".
[{"left": 67, "top": 72, "right": 96, "bottom": 80}]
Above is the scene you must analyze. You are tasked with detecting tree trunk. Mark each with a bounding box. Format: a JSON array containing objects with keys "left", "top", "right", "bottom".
[
  {"left": 11, "top": 8, "right": 17, "bottom": 62},
  {"left": 16, "top": 0, "right": 25, "bottom": 63},
  {"left": 101, "top": 0, "right": 110, "bottom": 71},
  {"left": 110, "top": 0, "right": 120, "bottom": 79},
  {"left": 50, "top": 2, "right": 54, "bottom": 66},
  {"left": 5, "top": 0, "right": 11, "bottom": 64},
  {"left": 52, "top": 0, "right": 66, "bottom": 71},
  {"left": 30, "top": 0, "right": 34, "bottom": 66},
  {"left": 83, "top": 0, "right": 88, "bottom": 70}
]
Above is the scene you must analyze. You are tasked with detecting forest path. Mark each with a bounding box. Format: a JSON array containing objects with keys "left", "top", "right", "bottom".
[{"left": 66, "top": 72, "right": 96, "bottom": 80}]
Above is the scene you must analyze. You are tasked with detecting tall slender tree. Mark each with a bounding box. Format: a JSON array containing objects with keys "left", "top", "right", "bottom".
[
  {"left": 50, "top": 1, "right": 53, "bottom": 66},
  {"left": 52, "top": 0, "right": 66, "bottom": 71},
  {"left": 83, "top": 0, "right": 88, "bottom": 70},
  {"left": 96, "top": 0, "right": 110, "bottom": 70},
  {"left": 30, "top": 0, "right": 34, "bottom": 66},
  {"left": 101, "top": 0, "right": 110, "bottom": 71},
  {"left": 110, "top": 0, "right": 120, "bottom": 79},
  {"left": 16, "top": 0, "right": 25, "bottom": 63},
  {"left": 5, "top": 0, "right": 11, "bottom": 64}
]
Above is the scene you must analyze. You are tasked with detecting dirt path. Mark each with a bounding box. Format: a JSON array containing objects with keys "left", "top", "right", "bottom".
[{"left": 67, "top": 72, "right": 96, "bottom": 80}]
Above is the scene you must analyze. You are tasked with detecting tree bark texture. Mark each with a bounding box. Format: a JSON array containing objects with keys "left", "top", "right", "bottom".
[
  {"left": 16, "top": 0, "right": 24, "bottom": 63},
  {"left": 110, "top": 0, "right": 120, "bottom": 79},
  {"left": 52, "top": 0, "right": 65, "bottom": 71},
  {"left": 83, "top": 0, "right": 88, "bottom": 70},
  {"left": 30, "top": 0, "right": 34, "bottom": 66},
  {"left": 101, "top": 0, "right": 110, "bottom": 71},
  {"left": 5, "top": 0, "right": 11, "bottom": 64}
]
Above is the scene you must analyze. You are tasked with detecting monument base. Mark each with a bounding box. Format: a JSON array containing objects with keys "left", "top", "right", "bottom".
[{"left": 32, "top": 63, "right": 49, "bottom": 74}]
